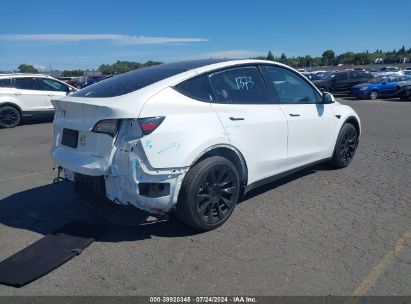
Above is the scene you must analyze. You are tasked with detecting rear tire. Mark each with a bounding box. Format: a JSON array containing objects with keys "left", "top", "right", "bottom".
[
  {"left": 330, "top": 123, "right": 358, "bottom": 169},
  {"left": 0, "top": 106, "right": 21, "bottom": 128},
  {"left": 175, "top": 156, "right": 240, "bottom": 231}
]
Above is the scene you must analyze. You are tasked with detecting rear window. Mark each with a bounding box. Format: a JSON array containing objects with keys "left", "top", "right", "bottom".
[
  {"left": 0, "top": 78, "right": 12, "bottom": 88},
  {"left": 72, "top": 66, "right": 186, "bottom": 98}
]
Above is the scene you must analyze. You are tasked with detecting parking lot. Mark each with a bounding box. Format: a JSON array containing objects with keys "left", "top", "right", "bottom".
[{"left": 0, "top": 97, "right": 410, "bottom": 296}]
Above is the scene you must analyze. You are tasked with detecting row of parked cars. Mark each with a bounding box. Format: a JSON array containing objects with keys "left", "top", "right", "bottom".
[
  {"left": 57, "top": 75, "right": 112, "bottom": 89},
  {"left": 301, "top": 67, "right": 411, "bottom": 100}
]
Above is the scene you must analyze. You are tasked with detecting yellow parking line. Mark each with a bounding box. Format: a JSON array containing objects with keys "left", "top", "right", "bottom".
[
  {"left": 0, "top": 170, "right": 53, "bottom": 183},
  {"left": 345, "top": 228, "right": 411, "bottom": 304}
]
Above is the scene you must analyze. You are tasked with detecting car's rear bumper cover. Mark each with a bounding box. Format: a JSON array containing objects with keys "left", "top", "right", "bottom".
[{"left": 55, "top": 140, "right": 188, "bottom": 214}]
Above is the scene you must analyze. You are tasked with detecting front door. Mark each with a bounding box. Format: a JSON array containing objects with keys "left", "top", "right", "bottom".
[
  {"left": 260, "top": 65, "right": 337, "bottom": 168},
  {"left": 37, "top": 78, "right": 70, "bottom": 109},
  {"left": 332, "top": 72, "right": 350, "bottom": 92}
]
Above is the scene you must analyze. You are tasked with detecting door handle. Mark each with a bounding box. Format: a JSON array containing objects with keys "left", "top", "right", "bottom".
[
  {"left": 289, "top": 113, "right": 300, "bottom": 117},
  {"left": 229, "top": 117, "right": 244, "bottom": 121},
  {"left": 14, "top": 92, "right": 22, "bottom": 95}
]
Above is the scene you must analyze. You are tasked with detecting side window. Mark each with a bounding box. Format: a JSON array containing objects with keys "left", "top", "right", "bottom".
[
  {"left": 209, "top": 66, "right": 270, "bottom": 104},
  {"left": 262, "top": 65, "right": 319, "bottom": 104},
  {"left": 175, "top": 75, "right": 213, "bottom": 101},
  {"left": 38, "top": 78, "right": 69, "bottom": 92},
  {"left": 350, "top": 71, "right": 361, "bottom": 80},
  {"left": 14, "top": 77, "right": 40, "bottom": 90},
  {"left": 0, "top": 78, "right": 12, "bottom": 88},
  {"left": 334, "top": 72, "right": 348, "bottom": 81}
]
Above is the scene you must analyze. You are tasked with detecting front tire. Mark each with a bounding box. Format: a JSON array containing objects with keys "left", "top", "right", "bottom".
[
  {"left": 369, "top": 90, "right": 379, "bottom": 100},
  {"left": 0, "top": 106, "right": 21, "bottom": 128},
  {"left": 331, "top": 123, "right": 358, "bottom": 169},
  {"left": 175, "top": 156, "right": 240, "bottom": 231}
]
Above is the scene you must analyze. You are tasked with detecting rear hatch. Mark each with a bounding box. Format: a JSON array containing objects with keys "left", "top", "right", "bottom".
[{"left": 51, "top": 95, "right": 147, "bottom": 176}]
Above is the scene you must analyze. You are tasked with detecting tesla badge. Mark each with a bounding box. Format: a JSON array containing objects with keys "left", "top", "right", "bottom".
[{"left": 79, "top": 134, "right": 87, "bottom": 146}]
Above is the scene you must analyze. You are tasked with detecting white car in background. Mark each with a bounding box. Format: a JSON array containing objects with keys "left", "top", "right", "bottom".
[
  {"left": 0, "top": 74, "right": 77, "bottom": 128},
  {"left": 51, "top": 59, "right": 361, "bottom": 231}
]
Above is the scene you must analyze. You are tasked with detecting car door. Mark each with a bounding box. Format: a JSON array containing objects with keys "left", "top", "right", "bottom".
[
  {"left": 13, "top": 77, "right": 47, "bottom": 111},
  {"left": 349, "top": 71, "right": 365, "bottom": 89},
  {"left": 380, "top": 76, "right": 402, "bottom": 96},
  {"left": 37, "top": 78, "right": 70, "bottom": 109},
  {"left": 332, "top": 72, "right": 350, "bottom": 92},
  {"left": 260, "top": 65, "right": 337, "bottom": 168},
  {"left": 208, "top": 65, "right": 288, "bottom": 184}
]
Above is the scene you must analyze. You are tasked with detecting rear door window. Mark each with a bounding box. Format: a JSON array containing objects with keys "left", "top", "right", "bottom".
[
  {"left": 14, "top": 77, "right": 40, "bottom": 90},
  {"left": 349, "top": 71, "right": 361, "bottom": 80},
  {"left": 208, "top": 66, "right": 270, "bottom": 104},
  {"left": 0, "top": 78, "right": 12, "bottom": 88},
  {"left": 335, "top": 72, "right": 348, "bottom": 80}
]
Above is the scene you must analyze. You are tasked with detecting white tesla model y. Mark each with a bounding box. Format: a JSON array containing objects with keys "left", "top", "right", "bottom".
[{"left": 51, "top": 59, "right": 360, "bottom": 231}]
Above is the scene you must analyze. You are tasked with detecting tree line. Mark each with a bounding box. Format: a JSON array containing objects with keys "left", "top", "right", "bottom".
[
  {"left": 14, "top": 46, "right": 411, "bottom": 76},
  {"left": 258, "top": 46, "right": 411, "bottom": 68}
]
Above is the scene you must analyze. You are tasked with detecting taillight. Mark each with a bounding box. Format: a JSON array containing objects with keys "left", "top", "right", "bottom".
[
  {"left": 138, "top": 117, "right": 165, "bottom": 135},
  {"left": 92, "top": 119, "right": 121, "bottom": 137}
]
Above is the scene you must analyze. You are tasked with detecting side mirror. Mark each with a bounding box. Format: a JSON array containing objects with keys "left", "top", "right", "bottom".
[{"left": 322, "top": 92, "right": 335, "bottom": 104}]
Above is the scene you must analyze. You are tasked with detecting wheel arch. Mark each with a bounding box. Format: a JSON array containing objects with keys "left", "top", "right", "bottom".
[
  {"left": 343, "top": 115, "right": 361, "bottom": 137},
  {"left": 0, "top": 102, "right": 23, "bottom": 114},
  {"left": 191, "top": 144, "right": 248, "bottom": 188}
]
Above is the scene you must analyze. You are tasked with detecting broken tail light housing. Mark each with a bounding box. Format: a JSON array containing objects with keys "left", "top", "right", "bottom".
[
  {"left": 138, "top": 117, "right": 165, "bottom": 135},
  {"left": 92, "top": 119, "right": 121, "bottom": 137}
]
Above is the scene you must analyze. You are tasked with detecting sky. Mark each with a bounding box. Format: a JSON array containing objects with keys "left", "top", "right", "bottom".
[{"left": 0, "top": 0, "right": 410, "bottom": 71}]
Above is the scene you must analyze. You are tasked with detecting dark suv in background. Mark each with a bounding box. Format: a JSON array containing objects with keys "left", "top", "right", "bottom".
[{"left": 312, "top": 70, "right": 374, "bottom": 94}]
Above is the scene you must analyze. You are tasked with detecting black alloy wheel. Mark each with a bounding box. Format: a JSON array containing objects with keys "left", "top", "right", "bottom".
[
  {"left": 195, "top": 165, "right": 237, "bottom": 225},
  {"left": 176, "top": 156, "right": 240, "bottom": 231},
  {"left": 331, "top": 123, "right": 358, "bottom": 169},
  {"left": 0, "top": 106, "right": 21, "bottom": 128},
  {"left": 339, "top": 127, "right": 357, "bottom": 165}
]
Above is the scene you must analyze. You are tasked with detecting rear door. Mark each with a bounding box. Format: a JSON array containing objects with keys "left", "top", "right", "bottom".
[
  {"left": 261, "top": 65, "right": 337, "bottom": 167},
  {"left": 0, "top": 77, "right": 14, "bottom": 99},
  {"left": 208, "top": 65, "right": 288, "bottom": 184},
  {"left": 13, "top": 77, "right": 47, "bottom": 111},
  {"left": 332, "top": 72, "right": 350, "bottom": 92},
  {"left": 37, "top": 78, "right": 70, "bottom": 109},
  {"left": 349, "top": 71, "right": 365, "bottom": 88}
]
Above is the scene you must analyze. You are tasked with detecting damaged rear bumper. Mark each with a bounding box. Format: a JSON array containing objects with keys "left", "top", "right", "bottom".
[{"left": 55, "top": 140, "right": 188, "bottom": 214}]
